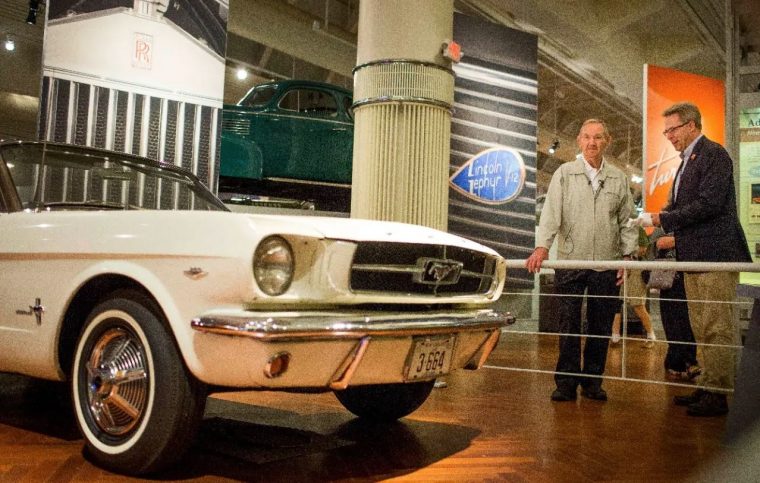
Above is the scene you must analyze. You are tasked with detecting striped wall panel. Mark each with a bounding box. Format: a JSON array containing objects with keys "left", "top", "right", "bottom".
[{"left": 448, "top": 58, "right": 537, "bottom": 289}]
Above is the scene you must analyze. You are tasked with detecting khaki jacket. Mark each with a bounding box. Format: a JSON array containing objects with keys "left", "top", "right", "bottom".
[{"left": 537, "top": 157, "right": 638, "bottom": 261}]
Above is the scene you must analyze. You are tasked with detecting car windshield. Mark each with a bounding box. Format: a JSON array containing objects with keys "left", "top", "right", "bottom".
[
  {"left": 240, "top": 86, "right": 277, "bottom": 107},
  {"left": 0, "top": 143, "right": 227, "bottom": 212}
]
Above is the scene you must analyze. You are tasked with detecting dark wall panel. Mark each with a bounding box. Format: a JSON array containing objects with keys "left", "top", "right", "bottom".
[{"left": 450, "top": 13, "right": 538, "bottom": 290}]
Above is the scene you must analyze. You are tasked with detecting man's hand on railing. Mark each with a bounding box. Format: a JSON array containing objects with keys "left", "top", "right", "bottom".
[{"left": 526, "top": 247, "right": 549, "bottom": 273}]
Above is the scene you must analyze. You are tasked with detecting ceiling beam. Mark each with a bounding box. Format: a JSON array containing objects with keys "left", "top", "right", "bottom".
[{"left": 228, "top": 0, "right": 356, "bottom": 78}]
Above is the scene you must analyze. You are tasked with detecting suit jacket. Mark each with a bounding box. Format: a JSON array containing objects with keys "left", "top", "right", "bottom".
[{"left": 660, "top": 136, "right": 751, "bottom": 263}]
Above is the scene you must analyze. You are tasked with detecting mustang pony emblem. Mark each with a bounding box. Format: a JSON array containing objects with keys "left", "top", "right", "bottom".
[{"left": 413, "top": 258, "right": 463, "bottom": 285}]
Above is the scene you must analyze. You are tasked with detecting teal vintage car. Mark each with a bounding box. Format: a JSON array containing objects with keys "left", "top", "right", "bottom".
[{"left": 220, "top": 80, "right": 354, "bottom": 207}]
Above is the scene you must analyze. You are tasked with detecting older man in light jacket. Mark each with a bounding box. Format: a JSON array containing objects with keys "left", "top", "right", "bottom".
[{"left": 526, "top": 118, "right": 639, "bottom": 402}]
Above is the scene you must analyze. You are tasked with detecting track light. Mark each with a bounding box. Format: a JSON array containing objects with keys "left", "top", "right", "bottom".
[
  {"left": 4, "top": 39, "right": 15, "bottom": 51},
  {"left": 26, "top": 0, "right": 39, "bottom": 25},
  {"left": 548, "top": 139, "right": 560, "bottom": 154}
]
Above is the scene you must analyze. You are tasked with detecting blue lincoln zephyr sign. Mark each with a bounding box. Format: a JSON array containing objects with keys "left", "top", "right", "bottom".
[{"left": 449, "top": 147, "right": 526, "bottom": 204}]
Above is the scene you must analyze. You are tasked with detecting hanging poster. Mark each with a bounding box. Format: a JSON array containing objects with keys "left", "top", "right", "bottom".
[
  {"left": 41, "top": 0, "right": 228, "bottom": 191},
  {"left": 643, "top": 64, "right": 725, "bottom": 213},
  {"left": 449, "top": 13, "right": 538, "bottom": 290},
  {"left": 739, "top": 107, "right": 760, "bottom": 284}
]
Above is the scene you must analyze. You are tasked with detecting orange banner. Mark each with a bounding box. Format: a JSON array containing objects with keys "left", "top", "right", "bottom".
[{"left": 644, "top": 65, "right": 725, "bottom": 212}]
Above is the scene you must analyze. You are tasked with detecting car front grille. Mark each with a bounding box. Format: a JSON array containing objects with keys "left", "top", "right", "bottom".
[
  {"left": 221, "top": 115, "right": 250, "bottom": 136},
  {"left": 350, "top": 242, "right": 498, "bottom": 296}
]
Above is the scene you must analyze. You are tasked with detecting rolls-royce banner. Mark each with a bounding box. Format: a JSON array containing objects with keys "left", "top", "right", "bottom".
[
  {"left": 449, "top": 148, "right": 526, "bottom": 204},
  {"left": 40, "top": 0, "right": 228, "bottom": 192}
]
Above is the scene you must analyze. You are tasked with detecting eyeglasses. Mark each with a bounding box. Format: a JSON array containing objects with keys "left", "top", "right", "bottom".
[{"left": 662, "top": 121, "right": 689, "bottom": 136}]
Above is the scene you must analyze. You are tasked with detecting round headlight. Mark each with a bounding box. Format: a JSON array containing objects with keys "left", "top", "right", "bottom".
[{"left": 253, "top": 236, "right": 294, "bottom": 296}]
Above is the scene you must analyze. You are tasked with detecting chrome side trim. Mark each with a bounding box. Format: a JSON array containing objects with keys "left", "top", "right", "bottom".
[
  {"left": 329, "top": 337, "right": 371, "bottom": 390},
  {"left": 191, "top": 309, "right": 507, "bottom": 341},
  {"left": 224, "top": 110, "right": 353, "bottom": 126}
]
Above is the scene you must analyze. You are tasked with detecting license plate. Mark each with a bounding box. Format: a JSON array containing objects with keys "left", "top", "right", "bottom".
[{"left": 404, "top": 335, "right": 456, "bottom": 381}]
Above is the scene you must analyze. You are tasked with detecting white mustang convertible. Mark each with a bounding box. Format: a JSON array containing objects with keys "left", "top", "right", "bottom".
[{"left": 0, "top": 141, "right": 508, "bottom": 475}]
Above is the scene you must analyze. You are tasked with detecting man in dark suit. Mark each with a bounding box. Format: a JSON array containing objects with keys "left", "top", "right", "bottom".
[{"left": 649, "top": 102, "right": 751, "bottom": 417}]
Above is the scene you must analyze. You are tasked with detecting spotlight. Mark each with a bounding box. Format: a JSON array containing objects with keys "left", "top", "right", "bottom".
[
  {"left": 26, "top": 0, "right": 39, "bottom": 25},
  {"left": 4, "top": 39, "right": 15, "bottom": 51},
  {"left": 548, "top": 139, "right": 560, "bottom": 154},
  {"left": 236, "top": 68, "right": 248, "bottom": 81}
]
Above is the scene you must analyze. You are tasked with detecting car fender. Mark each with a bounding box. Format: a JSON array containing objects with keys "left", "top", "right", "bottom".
[
  {"left": 59, "top": 257, "right": 245, "bottom": 382},
  {"left": 219, "top": 131, "right": 263, "bottom": 180}
]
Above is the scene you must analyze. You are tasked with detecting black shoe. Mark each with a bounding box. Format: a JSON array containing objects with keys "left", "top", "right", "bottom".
[
  {"left": 674, "top": 389, "right": 706, "bottom": 406},
  {"left": 580, "top": 387, "right": 608, "bottom": 401},
  {"left": 687, "top": 391, "right": 728, "bottom": 417},
  {"left": 551, "top": 389, "right": 577, "bottom": 401}
]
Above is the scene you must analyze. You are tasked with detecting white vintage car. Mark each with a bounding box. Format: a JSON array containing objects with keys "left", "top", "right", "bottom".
[{"left": 0, "top": 141, "right": 508, "bottom": 475}]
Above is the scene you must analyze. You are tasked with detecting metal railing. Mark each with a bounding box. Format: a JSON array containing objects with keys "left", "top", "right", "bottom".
[{"left": 488, "top": 259, "right": 759, "bottom": 393}]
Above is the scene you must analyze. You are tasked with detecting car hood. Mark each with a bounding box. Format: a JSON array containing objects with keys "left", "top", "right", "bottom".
[
  {"left": 242, "top": 214, "right": 499, "bottom": 255},
  {"left": 0, "top": 210, "right": 499, "bottom": 258}
]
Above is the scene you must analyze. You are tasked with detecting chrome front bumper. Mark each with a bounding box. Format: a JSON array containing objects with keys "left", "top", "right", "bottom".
[
  {"left": 190, "top": 308, "right": 512, "bottom": 390},
  {"left": 191, "top": 308, "right": 508, "bottom": 340}
]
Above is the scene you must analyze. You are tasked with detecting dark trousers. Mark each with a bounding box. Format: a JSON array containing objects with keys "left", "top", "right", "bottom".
[
  {"left": 554, "top": 269, "right": 619, "bottom": 392},
  {"left": 660, "top": 272, "right": 698, "bottom": 371}
]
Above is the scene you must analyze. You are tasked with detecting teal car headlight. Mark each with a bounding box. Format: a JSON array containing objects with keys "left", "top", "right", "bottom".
[{"left": 253, "top": 236, "right": 294, "bottom": 296}]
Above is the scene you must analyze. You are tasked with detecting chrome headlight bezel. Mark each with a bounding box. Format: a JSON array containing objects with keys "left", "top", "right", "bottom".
[{"left": 253, "top": 236, "right": 294, "bottom": 296}]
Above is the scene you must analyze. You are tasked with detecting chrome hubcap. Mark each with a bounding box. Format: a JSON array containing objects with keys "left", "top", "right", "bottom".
[{"left": 84, "top": 327, "right": 148, "bottom": 436}]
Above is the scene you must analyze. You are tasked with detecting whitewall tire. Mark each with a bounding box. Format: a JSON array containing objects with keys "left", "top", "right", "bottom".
[{"left": 71, "top": 294, "right": 205, "bottom": 475}]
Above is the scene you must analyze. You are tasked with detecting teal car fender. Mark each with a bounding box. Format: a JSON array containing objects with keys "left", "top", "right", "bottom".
[{"left": 219, "top": 130, "right": 263, "bottom": 180}]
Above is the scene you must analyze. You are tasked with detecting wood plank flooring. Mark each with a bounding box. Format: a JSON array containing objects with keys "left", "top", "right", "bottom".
[{"left": 0, "top": 332, "right": 752, "bottom": 482}]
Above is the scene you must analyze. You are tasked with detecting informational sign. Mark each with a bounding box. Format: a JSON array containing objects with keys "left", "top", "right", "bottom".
[
  {"left": 449, "top": 147, "right": 526, "bottom": 204},
  {"left": 643, "top": 64, "right": 725, "bottom": 212},
  {"left": 740, "top": 108, "right": 760, "bottom": 284}
]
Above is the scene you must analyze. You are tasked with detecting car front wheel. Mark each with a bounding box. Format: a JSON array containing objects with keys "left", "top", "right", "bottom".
[
  {"left": 334, "top": 380, "right": 436, "bottom": 421},
  {"left": 71, "top": 294, "right": 206, "bottom": 475}
]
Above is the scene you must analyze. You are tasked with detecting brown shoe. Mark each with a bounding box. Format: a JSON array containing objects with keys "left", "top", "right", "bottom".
[
  {"left": 685, "top": 365, "right": 702, "bottom": 381},
  {"left": 674, "top": 389, "right": 705, "bottom": 406},
  {"left": 687, "top": 391, "right": 728, "bottom": 417}
]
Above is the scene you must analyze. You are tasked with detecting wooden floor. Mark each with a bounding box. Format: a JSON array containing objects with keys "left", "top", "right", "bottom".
[{"left": 0, "top": 331, "right": 755, "bottom": 482}]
